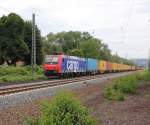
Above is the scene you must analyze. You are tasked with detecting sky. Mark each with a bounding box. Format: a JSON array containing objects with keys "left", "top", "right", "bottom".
[{"left": 0, "top": 0, "right": 150, "bottom": 59}]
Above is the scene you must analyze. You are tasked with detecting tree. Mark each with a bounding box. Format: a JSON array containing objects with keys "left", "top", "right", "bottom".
[
  {"left": 0, "top": 15, "right": 7, "bottom": 65},
  {"left": 0, "top": 13, "right": 29, "bottom": 65},
  {"left": 69, "top": 49, "right": 84, "bottom": 57},
  {"left": 57, "top": 31, "right": 81, "bottom": 53},
  {"left": 42, "top": 37, "right": 63, "bottom": 55},
  {"left": 0, "top": 13, "right": 44, "bottom": 65},
  {"left": 82, "top": 32, "right": 92, "bottom": 40},
  {"left": 42, "top": 31, "right": 134, "bottom": 65},
  {"left": 24, "top": 21, "right": 44, "bottom": 65},
  {"left": 99, "top": 43, "right": 112, "bottom": 61},
  {"left": 42, "top": 31, "right": 82, "bottom": 55},
  {"left": 80, "top": 38, "right": 100, "bottom": 59}
]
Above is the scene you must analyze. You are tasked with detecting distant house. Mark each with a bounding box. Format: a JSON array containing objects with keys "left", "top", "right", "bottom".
[
  {"left": 16, "top": 61, "right": 24, "bottom": 66},
  {"left": 0, "top": 61, "right": 24, "bottom": 66}
]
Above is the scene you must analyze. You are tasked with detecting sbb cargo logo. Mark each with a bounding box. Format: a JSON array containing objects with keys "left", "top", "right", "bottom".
[{"left": 67, "top": 60, "right": 79, "bottom": 71}]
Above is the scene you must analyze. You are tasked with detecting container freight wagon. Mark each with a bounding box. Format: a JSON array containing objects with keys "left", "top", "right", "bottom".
[
  {"left": 117, "top": 63, "right": 120, "bottom": 71},
  {"left": 112, "top": 63, "right": 118, "bottom": 72},
  {"left": 98, "top": 60, "right": 107, "bottom": 73},
  {"left": 44, "top": 55, "right": 87, "bottom": 77},
  {"left": 120, "top": 64, "right": 124, "bottom": 71},
  {"left": 118, "top": 63, "right": 122, "bottom": 71},
  {"left": 106, "top": 62, "right": 113, "bottom": 72},
  {"left": 86, "top": 58, "right": 98, "bottom": 74},
  {"left": 131, "top": 66, "right": 136, "bottom": 70}
]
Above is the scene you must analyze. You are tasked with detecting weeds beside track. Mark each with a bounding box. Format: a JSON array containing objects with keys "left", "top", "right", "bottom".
[
  {"left": 104, "top": 70, "right": 150, "bottom": 101},
  {"left": 0, "top": 66, "right": 46, "bottom": 83}
]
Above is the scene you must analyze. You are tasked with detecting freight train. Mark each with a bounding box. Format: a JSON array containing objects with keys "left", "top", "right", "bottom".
[{"left": 44, "top": 54, "right": 137, "bottom": 78}]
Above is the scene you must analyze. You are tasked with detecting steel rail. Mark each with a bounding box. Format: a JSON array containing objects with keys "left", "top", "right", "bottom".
[{"left": 0, "top": 74, "right": 107, "bottom": 95}]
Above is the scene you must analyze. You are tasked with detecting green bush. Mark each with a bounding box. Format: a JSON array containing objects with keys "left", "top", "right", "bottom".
[
  {"left": 26, "top": 91, "right": 96, "bottom": 125},
  {"left": 0, "top": 66, "right": 46, "bottom": 83},
  {"left": 0, "top": 75, "right": 46, "bottom": 82},
  {"left": 113, "top": 75, "right": 138, "bottom": 94},
  {"left": 140, "top": 71, "right": 150, "bottom": 81},
  {"left": 0, "top": 66, "right": 30, "bottom": 76},
  {"left": 104, "top": 71, "right": 150, "bottom": 101},
  {"left": 36, "top": 66, "right": 44, "bottom": 75},
  {"left": 0, "top": 66, "right": 44, "bottom": 76},
  {"left": 104, "top": 86, "right": 125, "bottom": 101}
]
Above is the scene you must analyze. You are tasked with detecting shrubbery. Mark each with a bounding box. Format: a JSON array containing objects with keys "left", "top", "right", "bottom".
[
  {"left": 0, "top": 66, "right": 29, "bottom": 76},
  {"left": 104, "top": 71, "right": 150, "bottom": 101},
  {"left": 0, "top": 66, "right": 46, "bottom": 83},
  {"left": 26, "top": 91, "right": 96, "bottom": 125}
]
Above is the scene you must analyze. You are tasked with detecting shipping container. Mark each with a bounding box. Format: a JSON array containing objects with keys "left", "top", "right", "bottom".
[
  {"left": 106, "top": 61, "right": 113, "bottom": 72},
  {"left": 132, "top": 66, "right": 135, "bottom": 70},
  {"left": 98, "top": 60, "right": 107, "bottom": 73},
  {"left": 118, "top": 63, "right": 122, "bottom": 71},
  {"left": 112, "top": 63, "right": 118, "bottom": 72},
  {"left": 86, "top": 58, "right": 98, "bottom": 72}
]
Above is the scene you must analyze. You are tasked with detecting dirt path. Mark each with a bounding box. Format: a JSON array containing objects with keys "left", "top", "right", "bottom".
[{"left": 0, "top": 81, "right": 150, "bottom": 125}]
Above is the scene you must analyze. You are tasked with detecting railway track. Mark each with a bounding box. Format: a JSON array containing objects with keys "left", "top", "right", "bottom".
[
  {"left": 0, "top": 71, "right": 139, "bottom": 96},
  {"left": 0, "top": 74, "right": 109, "bottom": 96}
]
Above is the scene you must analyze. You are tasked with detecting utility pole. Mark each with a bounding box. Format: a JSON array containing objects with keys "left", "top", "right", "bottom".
[
  {"left": 31, "top": 13, "right": 36, "bottom": 75},
  {"left": 148, "top": 49, "right": 150, "bottom": 71}
]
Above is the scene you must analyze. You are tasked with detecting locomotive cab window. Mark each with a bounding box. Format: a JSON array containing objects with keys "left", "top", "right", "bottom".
[{"left": 45, "top": 55, "right": 58, "bottom": 64}]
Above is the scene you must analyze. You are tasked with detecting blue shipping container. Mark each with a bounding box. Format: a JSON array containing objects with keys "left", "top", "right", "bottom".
[
  {"left": 62, "top": 55, "right": 87, "bottom": 73},
  {"left": 87, "top": 58, "right": 98, "bottom": 71}
]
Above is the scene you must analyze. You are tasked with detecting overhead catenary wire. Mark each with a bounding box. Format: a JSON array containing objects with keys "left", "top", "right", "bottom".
[
  {"left": 120, "top": 0, "right": 135, "bottom": 59},
  {"left": 121, "top": 0, "right": 135, "bottom": 44},
  {"left": 0, "top": 6, "right": 10, "bottom": 12}
]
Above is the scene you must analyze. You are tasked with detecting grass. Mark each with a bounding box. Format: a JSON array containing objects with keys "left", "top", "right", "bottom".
[
  {"left": 104, "top": 70, "right": 150, "bottom": 101},
  {"left": 0, "top": 66, "right": 47, "bottom": 83}
]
